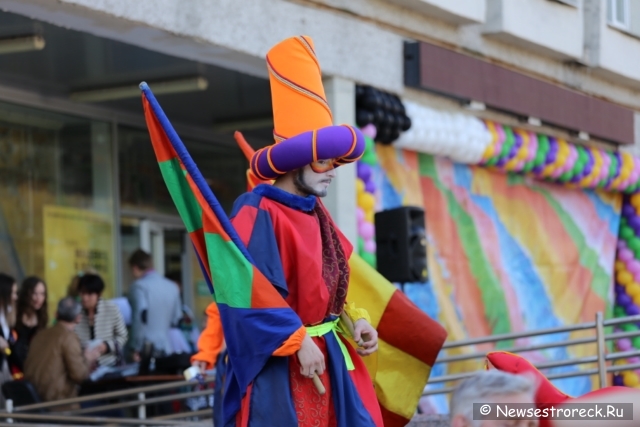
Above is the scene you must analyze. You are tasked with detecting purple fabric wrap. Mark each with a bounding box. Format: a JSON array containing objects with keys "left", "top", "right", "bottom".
[{"left": 251, "top": 125, "right": 365, "bottom": 179}]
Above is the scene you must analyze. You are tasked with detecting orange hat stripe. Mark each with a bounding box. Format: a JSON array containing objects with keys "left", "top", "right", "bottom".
[
  {"left": 252, "top": 149, "right": 272, "bottom": 181},
  {"left": 267, "top": 146, "right": 286, "bottom": 175},
  {"left": 341, "top": 125, "right": 358, "bottom": 158},
  {"left": 294, "top": 36, "right": 320, "bottom": 70},
  {"left": 312, "top": 130, "right": 318, "bottom": 162}
]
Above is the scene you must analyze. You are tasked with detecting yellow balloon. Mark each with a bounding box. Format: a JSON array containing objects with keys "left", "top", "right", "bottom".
[
  {"left": 356, "top": 179, "right": 365, "bottom": 194},
  {"left": 627, "top": 283, "right": 640, "bottom": 298},
  {"left": 623, "top": 371, "right": 640, "bottom": 387},
  {"left": 365, "top": 210, "right": 374, "bottom": 224},
  {"left": 618, "top": 270, "right": 633, "bottom": 286},
  {"left": 631, "top": 193, "right": 640, "bottom": 207},
  {"left": 634, "top": 294, "right": 640, "bottom": 307},
  {"left": 616, "top": 261, "right": 626, "bottom": 272},
  {"left": 358, "top": 193, "right": 375, "bottom": 212}
]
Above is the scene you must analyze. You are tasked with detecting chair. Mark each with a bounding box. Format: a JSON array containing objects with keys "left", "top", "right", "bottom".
[{"left": 1, "top": 380, "right": 45, "bottom": 411}]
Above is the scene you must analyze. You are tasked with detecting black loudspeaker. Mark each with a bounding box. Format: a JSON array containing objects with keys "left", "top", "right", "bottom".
[{"left": 374, "top": 206, "right": 427, "bottom": 283}]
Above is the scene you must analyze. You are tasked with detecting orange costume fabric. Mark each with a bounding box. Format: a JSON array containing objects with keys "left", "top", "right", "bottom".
[{"left": 191, "top": 302, "right": 225, "bottom": 370}]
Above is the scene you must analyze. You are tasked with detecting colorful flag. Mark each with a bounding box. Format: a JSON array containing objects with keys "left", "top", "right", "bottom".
[
  {"left": 140, "top": 83, "right": 304, "bottom": 425},
  {"left": 234, "top": 131, "right": 448, "bottom": 427}
]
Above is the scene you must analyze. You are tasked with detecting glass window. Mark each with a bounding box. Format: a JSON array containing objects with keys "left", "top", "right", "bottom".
[
  {"left": 118, "top": 125, "right": 247, "bottom": 215},
  {"left": 0, "top": 101, "right": 115, "bottom": 321},
  {"left": 608, "top": 0, "right": 630, "bottom": 29}
]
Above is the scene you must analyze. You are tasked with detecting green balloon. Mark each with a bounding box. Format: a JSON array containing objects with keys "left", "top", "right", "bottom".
[
  {"left": 633, "top": 336, "right": 640, "bottom": 348},
  {"left": 486, "top": 157, "right": 498, "bottom": 167},
  {"left": 609, "top": 154, "right": 619, "bottom": 178},
  {"left": 361, "top": 251, "right": 376, "bottom": 268},
  {"left": 628, "top": 235, "right": 640, "bottom": 252},
  {"left": 537, "top": 134, "right": 550, "bottom": 154},
  {"left": 360, "top": 137, "right": 378, "bottom": 165},
  {"left": 499, "top": 127, "right": 515, "bottom": 160},
  {"left": 622, "top": 323, "right": 636, "bottom": 332},
  {"left": 559, "top": 171, "right": 572, "bottom": 182},
  {"left": 358, "top": 237, "right": 365, "bottom": 254},
  {"left": 614, "top": 306, "right": 626, "bottom": 317},
  {"left": 621, "top": 217, "right": 629, "bottom": 226},
  {"left": 534, "top": 152, "right": 546, "bottom": 166},
  {"left": 627, "top": 236, "right": 640, "bottom": 252}
]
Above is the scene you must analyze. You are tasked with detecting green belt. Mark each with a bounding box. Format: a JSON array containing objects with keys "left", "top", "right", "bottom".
[{"left": 306, "top": 318, "right": 355, "bottom": 371}]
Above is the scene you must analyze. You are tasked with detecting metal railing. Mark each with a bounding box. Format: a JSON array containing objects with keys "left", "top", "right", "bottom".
[
  {"left": 422, "top": 312, "right": 640, "bottom": 396},
  {"left": 0, "top": 374, "right": 216, "bottom": 425}
]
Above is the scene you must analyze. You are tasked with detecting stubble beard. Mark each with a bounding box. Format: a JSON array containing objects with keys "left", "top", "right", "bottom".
[{"left": 294, "top": 169, "right": 328, "bottom": 198}]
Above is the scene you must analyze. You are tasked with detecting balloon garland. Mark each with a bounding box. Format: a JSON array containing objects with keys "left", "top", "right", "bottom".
[
  {"left": 395, "top": 101, "right": 493, "bottom": 164},
  {"left": 355, "top": 85, "right": 412, "bottom": 145},
  {"left": 480, "top": 121, "right": 640, "bottom": 193},
  {"left": 355, "top": 124, "right": 379, "bottom": 268},
  {"left": 613, "top": 193, "right": 640, "bottom": 388}
]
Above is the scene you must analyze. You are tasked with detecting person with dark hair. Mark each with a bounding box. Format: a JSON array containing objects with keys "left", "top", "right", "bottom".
[
  {"left": 127, "top": 249, "right": 181, "bottom": 361},
  {"left": 13, "top": 276, "right": 48, "bottom": 373},
  {"left": 24, "top": 297, "right": 100, "bottom": 409},
  {"left": 74, "top": 274, "right": 127, "bottom": 368},
  {"left": 0, "top": 273, "right": 18, "bottom": 408}
]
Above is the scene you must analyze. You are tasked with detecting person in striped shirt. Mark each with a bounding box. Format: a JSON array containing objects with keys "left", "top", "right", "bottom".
[{"left": 75, "top": 274, "right": 128, "bottom": 368}]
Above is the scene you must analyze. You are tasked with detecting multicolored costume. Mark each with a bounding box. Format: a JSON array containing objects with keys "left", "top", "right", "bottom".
[{"left": 226, "top": 36, "right": 383, "bottom": 426}]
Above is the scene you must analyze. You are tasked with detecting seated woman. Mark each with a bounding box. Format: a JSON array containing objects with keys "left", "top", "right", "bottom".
[
  {"left": 74, "top": 274, "right": 128, "bottom": 368},
  {"left": 14, "top": 276, "right": 48, "bottom": 372}
]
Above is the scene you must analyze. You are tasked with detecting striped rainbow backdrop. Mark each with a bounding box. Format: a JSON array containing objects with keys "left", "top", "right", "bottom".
[{"left": 372, "top": 145, "right": 621, "bottom": 412}]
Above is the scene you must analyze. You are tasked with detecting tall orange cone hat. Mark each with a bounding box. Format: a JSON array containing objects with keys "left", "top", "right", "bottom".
[{"left": 249, "top": 36, "right": 365, "bottom": 180}]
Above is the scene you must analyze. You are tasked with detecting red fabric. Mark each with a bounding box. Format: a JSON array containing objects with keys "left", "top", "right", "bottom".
[
  {"left": 343, "top": 335, "right": 384, "bottom": 427},
  {"left": 289, "top": 337, "right": 337, "bottom": 427},
  {"left": 257, "top": 197, "right": 353, "bottom": 325}
]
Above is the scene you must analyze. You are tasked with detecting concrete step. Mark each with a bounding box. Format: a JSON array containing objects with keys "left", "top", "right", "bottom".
[{"left": 408, "top": 414, "right": 450, "bottom": 427}]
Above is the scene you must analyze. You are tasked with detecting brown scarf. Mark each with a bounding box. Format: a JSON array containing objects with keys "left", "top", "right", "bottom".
[{"left": 313, "top": 204, "right": 350, "bottom": 318}]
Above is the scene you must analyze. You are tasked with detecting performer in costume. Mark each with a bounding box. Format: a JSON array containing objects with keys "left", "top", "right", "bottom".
[{"left": 227, "top": 36, "right": 384, "bottom": 427}]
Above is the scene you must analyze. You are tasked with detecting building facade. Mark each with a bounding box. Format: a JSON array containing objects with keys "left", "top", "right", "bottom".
[{"left": 0, "top": 0, "right": 638, "bottom": 322}]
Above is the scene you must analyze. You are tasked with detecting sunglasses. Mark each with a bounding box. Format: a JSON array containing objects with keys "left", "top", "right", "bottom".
[{"left": 310, "top": 159, "right": 337, "bottom": 173}]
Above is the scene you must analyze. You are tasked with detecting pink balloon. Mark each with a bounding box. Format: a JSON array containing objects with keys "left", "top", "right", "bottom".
[
  {"left": 634, "top": 272, "right": 640, "bottom": 284},
  {"left": 628, "top": 356, "right": 640, "bottom": 364},
  {"left": 620, "top": 248, "right": 634, "bottom": 262},
  {"left": 628, "top": 259, "right": 640, "bottom": 275},
  {"left": 364, "top": 239, "right": 376, "bottom": 253},
  {"left": 359, "top": 222, "right": 375, "bottom": 240},
  {"left": 618, "top": 338, "right": 632, "bottom": 351},
  {"left": 618, "top": 240, "right": 628, "bottom": 251},
  {"left": 356, "top": 208, "right": 364, "bottom": 223},
  {"left": 361, "top": 123, "right": 377, "bottom": 139}
]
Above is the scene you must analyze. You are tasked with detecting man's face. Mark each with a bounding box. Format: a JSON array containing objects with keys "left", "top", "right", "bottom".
[
  {"left": 294, "top": 161, "right": 336, "bottom": 197},
  {"left": 452, "top": 393, "right": 539, "bottom": 427}
]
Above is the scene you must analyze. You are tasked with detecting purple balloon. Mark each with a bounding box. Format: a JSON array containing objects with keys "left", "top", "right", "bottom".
[
  {"left": 496, "top": 157, "right": 507, "bottom": 167},
  {"left": 618, "top": 293, "right": 632, "bottom": 307},
  {"left": 618, "top": 338, "right": 633, "bottom": 351},
  {"left": 546, "top": 151, "right": 557, "bottom": 163},
  {"left": 628, "top": 305, "right": 640, "bottom": 316},
  {"left": 630, "top": 216, "right": 640, "bottom": 230},
  {"left": 532, "top": 165, "right": 545, "bottom": 174},
  {"left": 365, "top": 179, "right": 376, "bottom": 194},
  {"left": 623, "top": 204, "right": 637, "bottom": 218},
  {"left": 613, "top": 375, "right": 624, "bottom": 386},
  {"left": 357, "top": 162, "right": 372, "bottom": 182},
  {"left": 616, "top": 284, "right": 625, "bottom": 294}
]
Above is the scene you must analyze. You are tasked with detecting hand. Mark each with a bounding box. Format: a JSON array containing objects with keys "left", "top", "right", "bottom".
[
  {"left": 296, "top": 334, "right": 325, "bottom": 379},
  {"left": 192, "top": 360, "right": 208, "bottom": 373},
  {"left": 84, "top": 347, "right": 101, "bottom": 363},
  {"left": 353, "top": 319, "right": 378, "bottom": 356},
  {"left": 132, "top": 352, "right": 141, "bottom": 363},
  {"left": 0, "top": 338, "right": 8, "bottom": 351},
  {"left": 97, "top": 342, "right": 108, "bottom": 355}
]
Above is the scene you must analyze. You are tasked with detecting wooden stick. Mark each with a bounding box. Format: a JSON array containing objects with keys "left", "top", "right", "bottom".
[{"left": 312, "top": 373, "right": 326, "bottom": 395}]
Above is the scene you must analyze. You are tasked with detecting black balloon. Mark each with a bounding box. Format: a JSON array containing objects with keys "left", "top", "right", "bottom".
[{"left": 355, "top": 84, "right": 412, "bottom": 145}]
